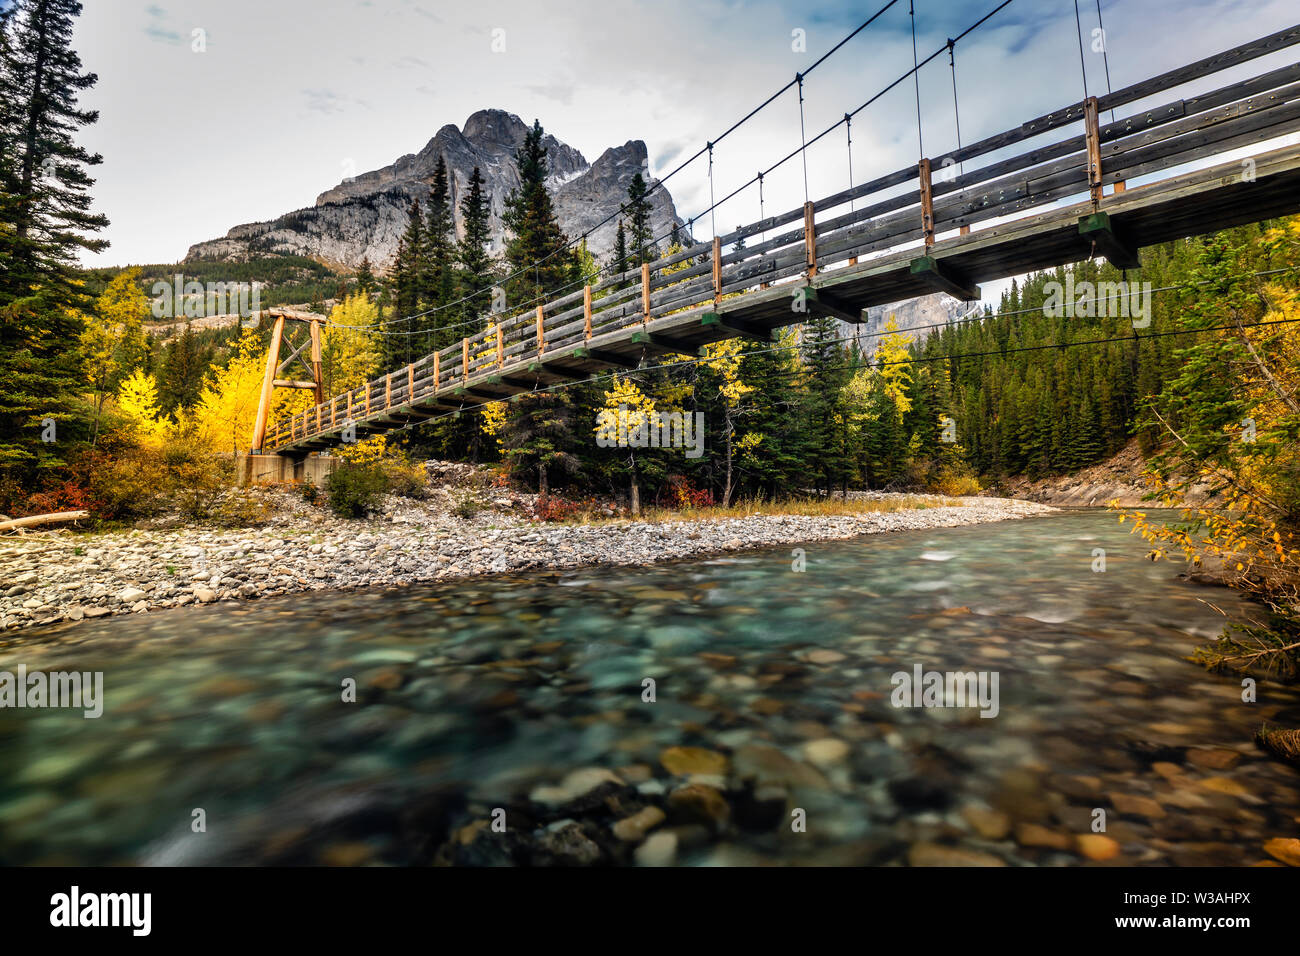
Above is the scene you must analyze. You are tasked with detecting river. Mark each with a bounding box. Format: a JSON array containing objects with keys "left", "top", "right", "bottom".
[{"left": 1, "top": 509, "right": 1297, "bottom": 865}]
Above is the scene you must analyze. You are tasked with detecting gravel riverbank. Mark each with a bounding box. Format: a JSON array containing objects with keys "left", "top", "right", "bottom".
[{"left": 0, "top": 491, "right": 1054, "bottom": 632}]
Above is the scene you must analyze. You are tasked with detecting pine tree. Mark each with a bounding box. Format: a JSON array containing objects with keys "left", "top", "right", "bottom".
[
  {"left": 385, "top": 198, "right": 423, "bottom": 368},
  {"left": 456, "top": 165, "right": 494, "bottom": 326},
  {"left": 0, "top": 0, "right": 108, "bottom": 472},
  {"left": 421, "top": 156, "right": 456, "bottom": 352},
  {"left": 355, "top": 256, "right": 376, "bottom": 296},
  {"left": 499, "top": 120, "right": 579, "bottom": 487},
  {"left": 799, "top": 313, "right": 850, "bottom": 494},
  {"left": 159, "top": 323, "right": 210, "bottom": 414},
  {"left": 502, "top": 119, "right": 573, "bottom": 308},
  {"left": 625, "top": 172, "right": 656, "bottom": 265},
  {"left": 610, "top": 218, "right": 628, "bottom": 282}
]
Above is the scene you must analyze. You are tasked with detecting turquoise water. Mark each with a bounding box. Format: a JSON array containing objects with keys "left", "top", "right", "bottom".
[{"left": 1, "top": 510, "right": 1297, "bottom": 865}]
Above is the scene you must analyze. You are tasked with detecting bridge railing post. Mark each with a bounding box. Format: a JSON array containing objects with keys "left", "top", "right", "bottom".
[
  {"left": 918, "top": 159, "right": 935, "bottom": 249},
  {"left": 1084, "top": 95, "right": 1103, "bottom": 207},
  {"left": 803, "top": 201, "right": 817, "bottom": 277},
  {"left": 462, "top": 338, "right": 469, "bottom": 381},
  {"left": 536, "top": 305, "right": 545, "bottom": 356},
  {"left": 641, "top": 262, "right": 651, "bottom": 325},
  {"left": 712, "top": 235, "right": 722, "bottom": 305},
  {"left": 583, "top": 284, "right": 592, "bottom": 341}
]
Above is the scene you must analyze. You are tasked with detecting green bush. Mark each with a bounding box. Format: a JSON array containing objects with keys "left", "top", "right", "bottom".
[
  {"left": 326, "top": 463, "right": 387, "bottom": 518},
  {"left": 162, "top": 433, "right": 231, "bottom": 519},
  {"left": 450, "top": 492, "right": 481, "bottom": 520}
]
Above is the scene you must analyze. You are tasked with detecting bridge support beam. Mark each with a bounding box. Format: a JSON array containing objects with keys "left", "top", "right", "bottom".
[
  {"left": 702, "top": 312, "right": 770, "bottom": 341},
  {"left": 1078, "top": 212, "right": 1141, "bottom": 269},
  {"left": 804, "top": 286, "right": 865, "bottom": 324},
  {"left": 631, "top": 330, "right": 698, "bottom": 356},
  {"left": 454, "top": 385, "right": 506, "bottom": 402},
  {"left": 909, "top": 256, "right": 982, "bottom": 303},
  {"left": 576, "top": 347, "right": 640, "bottom": 370}
]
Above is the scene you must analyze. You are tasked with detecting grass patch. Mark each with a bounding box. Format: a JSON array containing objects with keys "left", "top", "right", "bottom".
[{"left": 542, "top": 493, "right": 965, "bottom": 525}]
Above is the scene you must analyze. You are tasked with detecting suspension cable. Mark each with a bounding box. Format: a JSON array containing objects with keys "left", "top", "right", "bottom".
[
  {"left": 948, "top": 38, "right": 964, "bottom": 175},
  {"left": 707, "top": 142, "right": 717, "bottom": 239},
  {"left": 348, "top": 0, "right": 1013, "bottom": 339},
  {"left": 797, "top": 73, "right": 810, "bottom": 202},
  {"left": 1073, "top": 0, "right": 1090, "bottom": 100},
  {"left": 845, "top": 114, "right": 855, "bottom": 212},
  {"left": 911, "top": 0, "right": 924, "bottom": 157},
  {"left": 1095, "top": 0, "right": 1115, "bottom": 121}
]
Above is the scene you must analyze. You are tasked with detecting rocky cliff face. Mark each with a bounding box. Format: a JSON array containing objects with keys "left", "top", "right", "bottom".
[
  {"left": 838, "top": 293, "right": 979, "bottom": 351},
  {"left": 186, "top": 109, "right": 688, "bottom": 272}
]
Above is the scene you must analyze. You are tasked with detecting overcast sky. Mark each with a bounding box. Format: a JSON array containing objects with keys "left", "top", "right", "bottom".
[{"left": 66, "top": 0, "right": 1299, "bottom": 273}]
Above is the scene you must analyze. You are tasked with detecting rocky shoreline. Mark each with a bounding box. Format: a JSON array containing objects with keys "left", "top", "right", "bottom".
[{"left": 0, "top": 491, "right": 1055, "bottom": 633}]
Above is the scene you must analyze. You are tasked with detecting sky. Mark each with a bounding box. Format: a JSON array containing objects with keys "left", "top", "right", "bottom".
[{"left": 63, "top": 0, "right": 1300, "bottom": 299}]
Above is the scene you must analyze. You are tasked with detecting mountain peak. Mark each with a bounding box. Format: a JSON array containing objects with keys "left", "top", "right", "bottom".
[
  {"left": 187, "top": 110, "right": 686, "bottom": 270},
  {"left": 461, "top": 108, "right": 529, "bottom": 146}
]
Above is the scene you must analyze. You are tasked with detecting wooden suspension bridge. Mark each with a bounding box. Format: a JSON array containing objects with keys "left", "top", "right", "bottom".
[{"left": 252, "top": 23, "right": 1300, "bottom": 460}]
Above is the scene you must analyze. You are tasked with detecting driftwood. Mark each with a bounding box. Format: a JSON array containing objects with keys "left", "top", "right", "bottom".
[
  {"left": 1257, "top": 726, "right": 1300, "bottom": 767},
  {"left": 0, "top": 510, "right": 89, "bottom": 533}
]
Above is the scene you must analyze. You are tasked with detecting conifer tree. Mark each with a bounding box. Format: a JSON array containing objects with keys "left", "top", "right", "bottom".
[
  {"left": 421, "top": 156, "right": 456, "bottom": 352},
  {"left": 502, "top": 119, "right": 573, "bottom": 307},
  {"left": 610, "top": 218, "right": 628, "bottom": 282},
  {"left": 625, "top": 172, "right": 656, "bottom": 265},
  {"left": 498, "top": 120, "right": 580, "bottom": 490},
  {"left": 385, "top": 198, "right": 424, "bottom": 368},
  {"left": 0, "top": 0, "right": 107, "bottom": 471},
  {"left": 355, "top": 256, "right": 376, "bottom": 296},
  {"left": 456, "top": 165, "right": 494, "bottom": 327}
]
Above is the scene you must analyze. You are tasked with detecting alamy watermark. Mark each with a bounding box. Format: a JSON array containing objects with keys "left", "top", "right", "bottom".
[
  {"left": 0, "top": 665, "right": 103, "bottom": 718},
  {"left": 50, "top": 886, "right": 150, "bottom": 936},
  {"left": 595, "top": 405, "right": 705, "bottom": 458},
  {"left": 151, "top": 274, "right": 263, "bottom": 323},
  {"left": 1043, "top": 274, "right": 1152, "bottom": 328},
  {"left": 890, "top": 663, "right": 999, "bottom": 718}
]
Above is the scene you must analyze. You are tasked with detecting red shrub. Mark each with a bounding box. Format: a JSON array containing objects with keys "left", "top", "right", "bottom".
[{"left": 659, "top": 475, "right": 714, "bottom": 509}]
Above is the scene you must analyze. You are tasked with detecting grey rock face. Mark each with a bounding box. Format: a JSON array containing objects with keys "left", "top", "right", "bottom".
[
  {"left": 838, "top": 293, "right": 978, "bottom": 350},
  {"left": 186, "top": 109, "right": 690, "bottom": 271}
]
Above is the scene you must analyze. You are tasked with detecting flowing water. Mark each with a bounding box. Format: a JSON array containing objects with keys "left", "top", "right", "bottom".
[{"left": 1, "top": 510, "right": 1297, "bottom": 866}]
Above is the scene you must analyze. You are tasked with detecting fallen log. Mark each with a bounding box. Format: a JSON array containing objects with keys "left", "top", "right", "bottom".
[{"left": 0, "top": 510, "right": 90, "bottom": 533}]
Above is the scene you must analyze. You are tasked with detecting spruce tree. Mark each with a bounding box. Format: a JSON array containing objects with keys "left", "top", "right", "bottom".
[
  {"left": 799, "top": 314, "right": 850, "bottom": 494},
  {"left": 625, "top": 172, "right": 656, "bottom": 265},
  {"left": 421, "top": 157, "right": 456, "bottom": 353},
  {"left": 0, "top": 0, "right": 107, "bottom": 472},
  {"left": 610, "top": 218, "right": 628, "bottom": 282},
  {"left": 502, "top": 119, "right": 573, "bottom": 308},
  {"left": 499, "top": 120, "right": 579, "bottom": 490},
  {"left": 456, "top": 165, "right": 494, "bottom": 327},
  {"left": 355, "top": 256, "right": 376, "bottom": 296},
  {"left": 386, "top": 198, "right": 423, "bottom": 368},
  {"left": 159, "top": 323, "right": 210, "bottom": 414}
]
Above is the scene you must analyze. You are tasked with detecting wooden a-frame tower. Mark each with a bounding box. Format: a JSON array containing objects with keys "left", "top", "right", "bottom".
[{"left": 250, "top": 307, "right": 326, "bottom": 454}]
